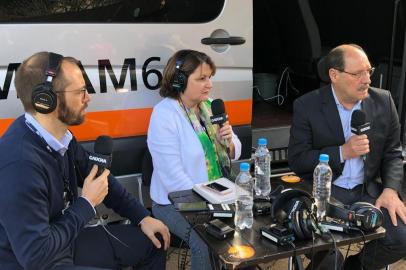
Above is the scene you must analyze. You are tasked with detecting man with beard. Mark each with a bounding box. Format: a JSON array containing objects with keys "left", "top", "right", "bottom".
[
  {"left": 0, "top": 52, "right": 170, "bottom": 270},
  {"left": 288, "top": 44, "right": 406, "bottom": 269}
]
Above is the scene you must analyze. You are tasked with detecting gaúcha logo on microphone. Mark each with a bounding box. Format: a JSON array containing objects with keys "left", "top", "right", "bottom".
[{"left": 89, "top": 155, "right": 107, "bottom": 164}]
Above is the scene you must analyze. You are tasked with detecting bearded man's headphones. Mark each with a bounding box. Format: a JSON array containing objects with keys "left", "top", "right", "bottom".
[
  {"left": 31, "top": 52, "right": 63, "bottom": 114},
  {"left": 271, "top": 189, "right": 318, "bottom": 240},
  {"left": 170, "top": 50, "right": 193, "bottom": 94}
]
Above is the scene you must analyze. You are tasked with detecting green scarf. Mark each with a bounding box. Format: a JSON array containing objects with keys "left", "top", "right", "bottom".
[{"left": 180, "top": 100, "right": 231, "bottom": 181}]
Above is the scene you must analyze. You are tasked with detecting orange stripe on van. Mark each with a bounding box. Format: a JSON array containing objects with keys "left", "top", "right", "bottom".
[
  {"left": 225, "top": 99, "right": 252, "bottom": 126},
  {"left": 0, "top": 119, "right": 15, "bottom": 136},
  {"left": 0, "top": 99, "right": 252, "bottom": 141}
]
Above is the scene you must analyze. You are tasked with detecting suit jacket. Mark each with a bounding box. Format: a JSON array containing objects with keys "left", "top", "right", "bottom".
[{"left": 288, "top": 85, "right": 404, "bottom": 198}]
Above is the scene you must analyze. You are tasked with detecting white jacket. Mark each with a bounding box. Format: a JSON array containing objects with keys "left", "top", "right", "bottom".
[{"left": 147, "top": 98, "right": 242, "bottom": 205}]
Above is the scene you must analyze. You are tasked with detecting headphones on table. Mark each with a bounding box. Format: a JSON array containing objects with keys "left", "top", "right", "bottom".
[
  {"left": 271, "top": 189, "right": 318, "bottom": 240},
  {"left": 31, "top": 52, "right": 63, "bottom": 114},
  {"left": 170, "top": 50, "right": 193, "bottom": 94},
  {"left": 326, "top": 201, "right": 383, "bottom": 232}
]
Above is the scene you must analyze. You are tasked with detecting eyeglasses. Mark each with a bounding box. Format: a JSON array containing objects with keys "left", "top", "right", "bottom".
[
  {"left": 335, "top": 67, "right": 375, "bottom": 79},
  {"left": 56, "top": 87, "right": 88, "bottom": 99}
]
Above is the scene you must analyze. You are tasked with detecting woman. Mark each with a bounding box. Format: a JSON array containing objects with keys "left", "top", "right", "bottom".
[{"left": 147, "top": 49, "right": 241, "bottom": 270}]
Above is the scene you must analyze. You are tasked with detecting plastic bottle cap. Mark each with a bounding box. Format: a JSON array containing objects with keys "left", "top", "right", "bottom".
[
  {"left": 258, "top": 138, "right": 267, "bottom": 146},
  {"left": 240, "top": 162, "right": 250, "bottom": 172},
  {"left": 319, "top": 154, "right": 329, "bottom": 162}
]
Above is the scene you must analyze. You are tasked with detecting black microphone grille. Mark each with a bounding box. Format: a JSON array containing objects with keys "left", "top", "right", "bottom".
[
  {"left": 351, "top": 110, "right": 366, "bottom": 127},
  {"left": 94, "top": 135, "right": 113, "bottom": 155},
  {"left": 211, "top": 99, "right": 225, "bottom": 115}
]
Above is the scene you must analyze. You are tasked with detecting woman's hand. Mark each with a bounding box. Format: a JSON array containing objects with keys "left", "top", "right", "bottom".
[{"left": 216, "top": 121, "right": 235, "bottom": 158}]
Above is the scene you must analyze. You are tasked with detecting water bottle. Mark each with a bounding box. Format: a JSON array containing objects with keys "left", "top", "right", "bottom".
[
  {"left": 312, "top": 154, "right": 332, "bottom": 219},
  {"left": 234, "top": 162, "right": 254, "bottom": 230},
  {"left": 254, "top": 138, "right": 271, "bottom": 199}
]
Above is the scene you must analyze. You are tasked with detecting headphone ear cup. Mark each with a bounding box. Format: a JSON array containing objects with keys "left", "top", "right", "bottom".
[
  {"left": 291, "top": 210, "right": 305, "bottom": 240},
  {"left": 171, "top": 69, "right": 188, "bottom": 93},
  {"left": 31, "top": 82, "right": 57, "bottom": 114},
  {"left": 349, "top": 202, "right": 373, "bottom": 212},
  {"left": 350, "top": 202, "right": 383, "bottom": 231},
  {"left": 299, "top": 195, "right": 313, "bottom": 211},
  {"left": 274, "top": 209, "right": 288, "bottom": 224},
  {"left": 299, "top": 209, "right": 313, "bottom": 239}
]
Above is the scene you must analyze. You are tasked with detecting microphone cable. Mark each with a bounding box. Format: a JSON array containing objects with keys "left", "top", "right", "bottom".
[
  {"left": 310, "top": 230, "right": 315, "bottom": 270},
  {"left": 344, "top": 243, "right": 352, "bottom": 261},
  {"left": 76, "top": 161, "right": 131, "bottom": 249},
  {"left": 287, "top": 241, "right": 298, "bottom": 269},
  {"left": 178, "top": 223, "right": 193, "bottom": 270},
  {"left": 102, "top": 222, "right": 128, "bottom": 269},
  {"left": 73, "top": 158, "right": 138, "bottom": 269},
  {"left": 349, "top": 227, "right": 367, "bottom": 270},
  {"left": 325, "top": 230, "right": 339, "bottom": 270},
  {"left": 178, "top": 213, "right": 211, "bottom": 270},
  {"left": 219, "top": 149, "right": 233, "bottom": 180}
]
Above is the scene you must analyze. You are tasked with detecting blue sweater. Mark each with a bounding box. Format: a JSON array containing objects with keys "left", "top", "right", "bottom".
[{"left": 0, "top": 116, "right": 149, "bottom": 270}]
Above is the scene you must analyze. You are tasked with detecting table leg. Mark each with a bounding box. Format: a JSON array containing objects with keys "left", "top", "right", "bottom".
[{"left": 288, "top": 256, "right": 304, "bottom": 270}]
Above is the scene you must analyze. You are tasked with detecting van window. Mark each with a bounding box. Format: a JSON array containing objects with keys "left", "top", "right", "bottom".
[{"left": 0, "top": 0, "right": 225, "bottom": 23}]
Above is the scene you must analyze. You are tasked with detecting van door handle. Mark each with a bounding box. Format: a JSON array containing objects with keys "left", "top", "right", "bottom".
[{"left": 201, "top": 36, "right": 245, "bottom": 45}]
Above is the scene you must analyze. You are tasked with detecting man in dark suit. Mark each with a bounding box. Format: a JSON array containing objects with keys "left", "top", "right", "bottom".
[{"left": 288, "top": 44, "right": 406, "bottom": 270}]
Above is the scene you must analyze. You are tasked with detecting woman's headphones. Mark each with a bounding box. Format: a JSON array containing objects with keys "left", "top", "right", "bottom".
[
  {"left": 170, "top": 50, "right": 193, "bottom": 93},
  {"left": 31, "top": 52, "right": 63, "bottom": 114},
  {"left": 271, "top": 189, "right": 318, "bottom": 240}
]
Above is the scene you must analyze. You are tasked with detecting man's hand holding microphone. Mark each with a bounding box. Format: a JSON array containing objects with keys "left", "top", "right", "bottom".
[
  {"left": 342, "top": 110, "right": 370, "bottom": 160},
  {"left": 81, "top": 165, "right": 110, "bottom": 207},
  {"left": 82, "top": 135, "right": 171, "bottom": 249},
  {"left": 82, "top": 136, "right": 113, "bottom": 207}
]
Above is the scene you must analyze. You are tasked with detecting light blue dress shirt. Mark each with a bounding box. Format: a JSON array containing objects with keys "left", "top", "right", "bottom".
[
  {"left": 331, "top": 88, "right": 364, "bottom": 189},
  {"left": 24, "top": 113, "right": 72, "bottom": 156},
  {"left": 24, "top": 113, "right": 96, "bottom": 213}
]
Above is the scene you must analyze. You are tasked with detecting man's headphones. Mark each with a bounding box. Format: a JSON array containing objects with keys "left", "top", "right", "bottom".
[
  {"left": 271, "top": 189, "right": 318, "bottom": 240},
  {"left": 31, "top": 52, "right": 63, "bottom": 114},
  {"left": 326, "top": 201, "right": 383, "bottom": 231},
  {"left": 170, "top": 50, "right": 192, "bottom": 94}
]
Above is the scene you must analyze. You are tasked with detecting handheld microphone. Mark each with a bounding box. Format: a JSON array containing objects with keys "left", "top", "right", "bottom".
[
  {"left": 210, "top": 99, "right": 231, "bottom": 177},
  {"left": 211, "top": 99, "right": 230, "bottom": 148},
  {"left": 89, "top": 135, "right": 113, "bottom": 177},
  {"left": 350, "top": 110, "right": 370, "bottom": 160},
  {"left": 210, "top": 99, "right": 228, "bottom": 127}
]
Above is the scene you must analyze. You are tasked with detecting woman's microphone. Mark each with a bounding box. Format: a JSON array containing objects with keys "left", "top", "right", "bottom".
[
  {"left": 210, "top": 99, "right": 231, "bottom": 178},
  {"left": 210, "top": 99, "right": 229, "bottom": 147}
]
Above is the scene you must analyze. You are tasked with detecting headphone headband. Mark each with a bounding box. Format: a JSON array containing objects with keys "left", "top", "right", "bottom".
[
  {"left": 170, "top": 50, "right": 195, "bottom": 93},
  {"left": 31, "top": 52, "right": 63, "bottom": 114},
  {"left": 271, "top": 189, "right": 313, "bottom": 218},
  {"left": 46, "top": 52, "right": 63, "bottom": 77},
  {"left": 175, "top": 59, "right": 183, "bottom": 69}
]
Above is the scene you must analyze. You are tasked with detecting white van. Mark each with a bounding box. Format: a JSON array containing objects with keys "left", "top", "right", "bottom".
[{"left": 0, "top": 0, "right": 254, "bottom": 184}]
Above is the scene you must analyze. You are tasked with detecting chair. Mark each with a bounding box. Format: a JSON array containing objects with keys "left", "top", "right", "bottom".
[
  {"left": 141, "top": 147, "right": 191, "bottom": 270},
  {"left": 316, "top": 56, "right": 330, "bottom": 84}
]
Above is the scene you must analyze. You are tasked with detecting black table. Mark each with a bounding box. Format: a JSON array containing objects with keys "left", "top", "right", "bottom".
[{"left": 168, "top": 179, "right": 386, "bottom": 269}]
